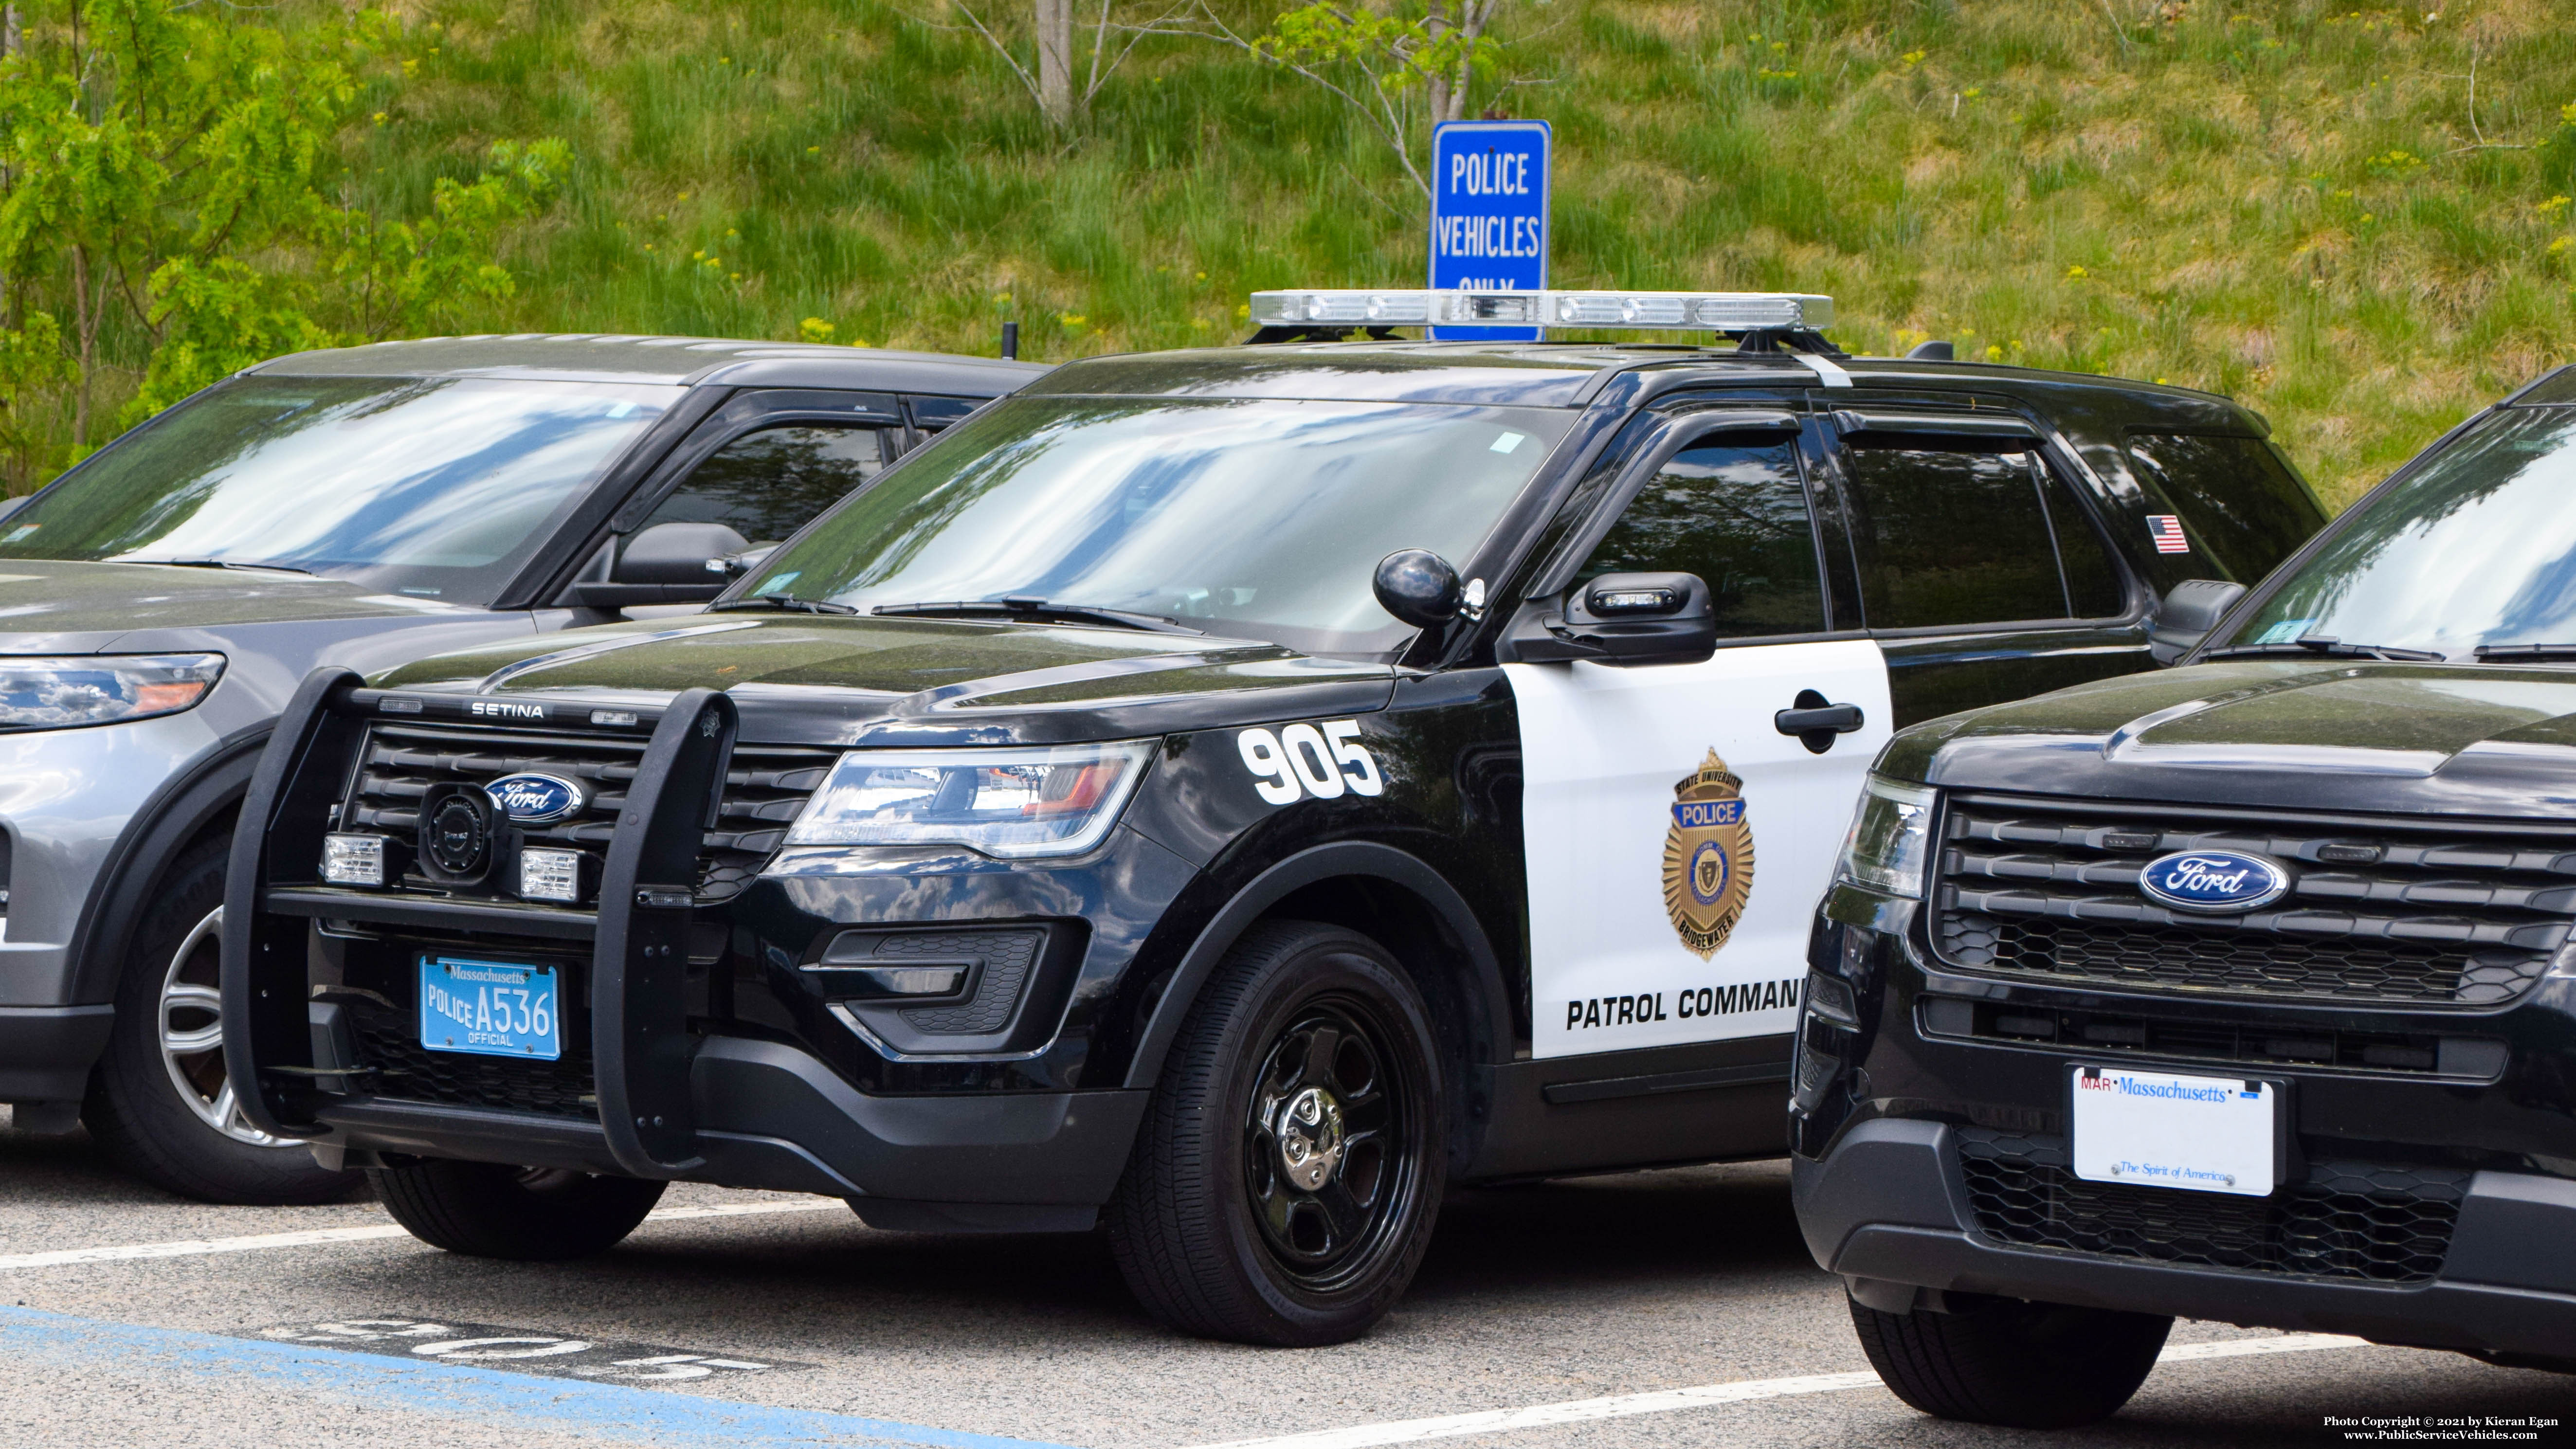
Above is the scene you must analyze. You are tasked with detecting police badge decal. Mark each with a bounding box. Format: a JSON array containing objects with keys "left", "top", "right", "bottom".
[{"left": 1662, "top": 749, "right": 1755, "bottom": 958}]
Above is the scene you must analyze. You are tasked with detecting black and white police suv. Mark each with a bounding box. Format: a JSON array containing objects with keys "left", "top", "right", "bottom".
[
  {"left": 222, "top": 289, "right": 2323, "bottom": 1345},
  {"left": 1793, "top": 363, "right": 2576, "bottom": 1427}
]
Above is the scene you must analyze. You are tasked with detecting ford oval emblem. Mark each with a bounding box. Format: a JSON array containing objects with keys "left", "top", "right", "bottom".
[
  {"left": 2138, "top": 849, "right": 2290, "bottom": 914},
  {"left": 484, "top": 773, "right": 587, "bottom": 825}
]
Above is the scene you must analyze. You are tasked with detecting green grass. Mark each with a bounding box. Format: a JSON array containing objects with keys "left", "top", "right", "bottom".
[{"left": 73, "top": 0, "right": 2576, "bottom": 506}]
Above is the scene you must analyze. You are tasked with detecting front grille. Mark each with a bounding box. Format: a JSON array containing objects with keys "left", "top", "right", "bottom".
[
  {"left": 344, "top": 723, "right": 838, "bottom": 903},
  {"left": 1956, "top": 1128, "right": 2463, "bottom": 1285},
  {"left": 346, "top": 1005, "right": 595, "bottom": 1118},
  {"left": 1919, "top": 996, "right": 2507, "bottom": 1079},
  {"left": 1934, "top": 796, "right": 2576, "bottom": 1006}
]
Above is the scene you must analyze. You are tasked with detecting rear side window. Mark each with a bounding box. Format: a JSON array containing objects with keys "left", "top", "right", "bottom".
[
  {"left": 1840, "top": 443, "right": 2067, "bottom": 628},
  {"left": 2126, "top": 434, "right": 2326, "bottom": 582},
  {"left": 1576, "top": 434, "right": 1826, "bottom": 638}
]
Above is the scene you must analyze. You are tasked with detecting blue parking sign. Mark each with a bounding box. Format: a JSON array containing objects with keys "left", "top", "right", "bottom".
[{"left": 1430, "top": 120, "right": 1550, "bottom": 341}]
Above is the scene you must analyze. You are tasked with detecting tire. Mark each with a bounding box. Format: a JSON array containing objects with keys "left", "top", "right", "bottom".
[
  {"left": 374, "top": 1159, "right": 666, "bottom": 1260},
  {"left": 1106, "top": 920, "right": 1445, "bottom": 1347},
  {"left": 1849, "top": 1289, "right": 2172, "bottom": 1429},
  {"left": 83, "top": 842, "right": 362, "bottom": 1205}
]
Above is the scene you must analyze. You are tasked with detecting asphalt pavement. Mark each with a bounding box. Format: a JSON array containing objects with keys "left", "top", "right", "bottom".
[{"left": 0, "top": 1112, "right": 2567, "bottom": 1449}]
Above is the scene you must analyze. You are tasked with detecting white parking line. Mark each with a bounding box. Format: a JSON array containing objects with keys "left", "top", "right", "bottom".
[
  {"left": 0, "top": 1197, "right": 843, "bottom": 1271},
  {"left": 2162, "top": 1332, "right": 2371, "bottom": 1363},
  {"left": 1187, "top": 1333, "right": 2373, "bottom": 1449}
]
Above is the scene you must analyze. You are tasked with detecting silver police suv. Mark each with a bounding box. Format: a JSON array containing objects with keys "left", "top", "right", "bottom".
[{"left": 0, "top": 334, "right": 1041, "bottom": 1202}]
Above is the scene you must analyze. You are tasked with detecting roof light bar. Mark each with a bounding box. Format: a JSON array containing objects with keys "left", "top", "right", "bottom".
[{"left": 1249, "top": 289, "right": 1833, "bottom": 332}]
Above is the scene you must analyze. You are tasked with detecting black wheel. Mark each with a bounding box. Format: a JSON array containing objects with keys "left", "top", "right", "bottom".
[
  {"left": 1106, "top": 920, "right": 1444, "bottom": 1347},
  {"left": 373, "top": 1159, "right": 667, "bottom": 1261},
  {"left": 83, "top": 842, "right": 362, "bottom": 1205},
  {"left": 1850, "top": 1289, "right": 2172, "bottom": 1429}
]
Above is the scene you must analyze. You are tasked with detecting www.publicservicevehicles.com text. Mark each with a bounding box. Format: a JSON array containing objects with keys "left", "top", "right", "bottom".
[{"left": 2328, "top": 1416, "right": 2558, "bottom": 1441}]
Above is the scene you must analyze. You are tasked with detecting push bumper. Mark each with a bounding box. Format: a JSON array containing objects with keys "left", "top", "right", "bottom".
[
  {"left": 230, "top": 672, "right": 1150, "bottom": 1231},
  {"left": 316, "top": 1034, "right": 1146, "bottom": 1227},
  {"left": 1795, "top": 1117, "right": 2576, "bottom": 1359}
]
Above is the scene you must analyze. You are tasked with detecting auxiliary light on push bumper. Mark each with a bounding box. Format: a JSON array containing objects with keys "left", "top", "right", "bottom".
[
  {"left": 1248, "top": 288, "right": 1834, "bottom": 331},
  {"left": 222, "top": 668, "right": 739, "bottom": 1178}
]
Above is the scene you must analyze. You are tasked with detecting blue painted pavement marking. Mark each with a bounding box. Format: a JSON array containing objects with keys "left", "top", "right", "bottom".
[{"left": 0, "top": 1304, "right": 1083, "bottom": 1449}]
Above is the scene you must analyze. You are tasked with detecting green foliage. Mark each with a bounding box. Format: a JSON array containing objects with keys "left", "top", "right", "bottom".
[
  {"left": 1254, "top": 4, "right": 1498, "bottom": 108},
  {"left": 2540, "top": 102, "right": 2576, "bottom": 192},
  {"left": 0, "top": 0, "right": 2565, "bottom": 510},
  {"left": 0, "top": 2, "right": 566, "bottom": 485},
  {"left": 278, "top": 0, "right": 2562, "bottom": 509}
]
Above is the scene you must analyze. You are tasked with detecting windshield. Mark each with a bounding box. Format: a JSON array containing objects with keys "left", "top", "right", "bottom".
[
  {"left": 0, "top": 376, "right": 679, "bottom": 603},
  {"left": 742, "top": 396, "right": 1574, "bottom": 654},
  {"left": 2223, "top": 407, "right": 2576, "bottom": 659}
]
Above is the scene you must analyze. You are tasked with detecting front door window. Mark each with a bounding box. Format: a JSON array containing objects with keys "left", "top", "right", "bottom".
[{"left": 1513, "top": 421, "right": 1889, "bottom": 1059}]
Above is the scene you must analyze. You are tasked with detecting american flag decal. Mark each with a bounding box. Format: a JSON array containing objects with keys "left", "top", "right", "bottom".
[{"left": 2146, "top": 515, "right": 2189, "bottom": 554}]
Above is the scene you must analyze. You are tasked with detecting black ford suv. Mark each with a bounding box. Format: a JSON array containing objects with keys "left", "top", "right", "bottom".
[
  {"left": 1795, "top": 364, "right": 2576, "bottom": 1427},
  {"left": 221, "top": 297, "right": 2325, "bottom": 1345}
]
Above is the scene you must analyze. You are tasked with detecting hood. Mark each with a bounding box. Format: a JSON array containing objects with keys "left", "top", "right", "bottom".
[
  {"left": 1887, "top": 660, "right": 2576, "bottom": 819},
  {"left": 0, "top": 559, "right": 479, "bottom": 651},
  {"left": 370, "top": 614, "right": 1397, "bottom": 746}
]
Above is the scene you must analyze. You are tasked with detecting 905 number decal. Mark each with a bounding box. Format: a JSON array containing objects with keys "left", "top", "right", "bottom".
[{"left": 1238, "top": 720, "right": 1384, "bottom": 804}]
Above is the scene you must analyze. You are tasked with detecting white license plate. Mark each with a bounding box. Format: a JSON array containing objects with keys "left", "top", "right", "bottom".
[{"left": 2070, "top": 1066, "right": 2276, "bottom": 1197}]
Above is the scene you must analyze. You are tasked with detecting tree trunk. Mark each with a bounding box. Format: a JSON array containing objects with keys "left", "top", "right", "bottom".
[
  {"left": 70, "top": 245, "right": 91, "bottom": 450},
  {"left": 1424, "top": 0, "right": 1452, "bottom": 129},
  {"left": 1034, "top": 0, "right": 1073, "bottom": 127}
]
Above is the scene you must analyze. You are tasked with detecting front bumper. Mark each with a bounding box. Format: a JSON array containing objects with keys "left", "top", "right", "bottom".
[
  {"left": 0, "top": 709, "right": 233, "bottom": 1007},
  {"left": 316, "top": 1032, "right": 1146, "bottom": 1225},
  {"left": 1796, "top": 1117, "right": 2576, "bottom": 1358},
  {"left": 0, "top": 1004, "right": 112, "bottom": 1103},
  {"left": 1793, "top": 881, "right": 2576, "bottom": 1361},
  {"left": 228, "top": 673, "right": 1166, "bottom": 1225}
]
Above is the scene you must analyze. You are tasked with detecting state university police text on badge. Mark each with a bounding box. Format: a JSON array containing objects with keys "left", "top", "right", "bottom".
[{"left": 1663, "top": 749, "right": 1754, "bottom": 957}]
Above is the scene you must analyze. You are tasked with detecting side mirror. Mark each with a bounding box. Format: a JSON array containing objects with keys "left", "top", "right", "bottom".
[
  {"left": 1509, "top": 572, "right": 1718, "bottom": 666},
  {"left": 2149, "top": 578, "right": 2247, "bottom": 665},
  {"left": 616, "top": 522, "right": 751, "bottom": 585},
  {"left": 1373, "top": 549, "right": 1466, "bottom": 630},
  {"left": 567, "top": 522, "right": 752, "bottom": 609}
]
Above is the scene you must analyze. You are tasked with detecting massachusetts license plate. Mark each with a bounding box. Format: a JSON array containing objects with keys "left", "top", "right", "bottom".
[
  {"left": 2070, "top": 1066, "right": 2276, "bottom": 1197},
  {"left": 418, "top": 956, "right": 562, "bottom": 1061}
]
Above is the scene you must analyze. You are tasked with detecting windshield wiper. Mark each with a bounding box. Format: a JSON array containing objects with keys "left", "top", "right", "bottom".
[
  {"left": 2473, "top": 644, "right": 2576, "bottom": 663},
  {"left": 130, "top": 557, "right": 316, "bottom": 577},
  {"left": 870, "top": 596, "right": 1204, "bottom": 635},
  {"left": 2202, "top": 636, "right": 2444, "bottom": 662},
  {"left": 709, "top": 592, "right": 857, "bottom": 616}
]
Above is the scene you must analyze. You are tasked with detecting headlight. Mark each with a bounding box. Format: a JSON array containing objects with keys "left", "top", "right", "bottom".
[
  {"left": 0, "top": 654, "right": 224, "bottom": 730},
  {"left": 784, "top": 742, "right": 1154, "bottom": 859},
  {"left": 1834, "top": 774, "right": 1936, "bottom": 898}
]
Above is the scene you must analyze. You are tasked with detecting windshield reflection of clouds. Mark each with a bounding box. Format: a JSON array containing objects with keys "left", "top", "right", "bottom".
[
  {"left": 115, "top": 385, "right": 666, "bottom": 570},
  {"left": 0, "top": 377, "right": 676, "bottom": 602},
  {"left": 2240, "top": 411, "right": 2576, "bottom": 656},
  {"left": 783, "top": 398, "right": 1567, "bottom": 653}
]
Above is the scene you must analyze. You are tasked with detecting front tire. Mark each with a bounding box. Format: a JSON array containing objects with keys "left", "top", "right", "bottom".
[
  {"left": 84, "top": 842, "right": 361, "bottom": 1205},
  {"left": 374, "top": 1159, "right": 666, "bottom": 1260},
  {"left": 1106, "top": 920, "right": 1444, "bottom": 1347},
  {"left": 1850, "top": 1290, "right": 2171, "bottom": 1429}
]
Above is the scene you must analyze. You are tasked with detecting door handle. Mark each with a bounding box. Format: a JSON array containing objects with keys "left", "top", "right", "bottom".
[{"left": 1776, "top": 689, "right": 1865, "bottom": 754}]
